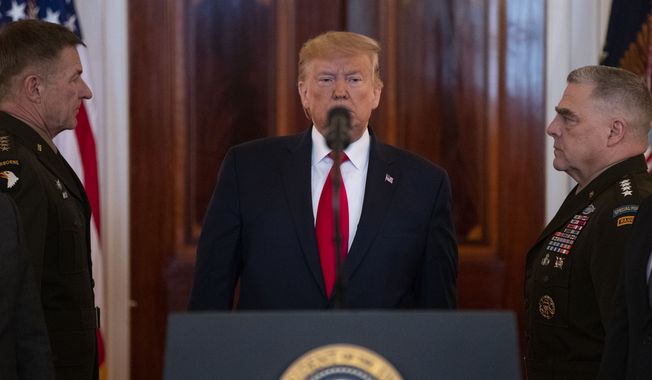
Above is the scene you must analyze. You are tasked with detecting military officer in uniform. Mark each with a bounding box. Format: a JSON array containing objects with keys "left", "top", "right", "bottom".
[
  {"left": 599, "top": 194, "right": 652, "bottom": 379},
  {"left": 524, "top": 65, "right": 652, "bottom": 379},
  {"left": 0, "top": 20, "right": 98, "bottom": 379},
  {"left": 0, "top": 192, "right": 54, "bottom": 379}
]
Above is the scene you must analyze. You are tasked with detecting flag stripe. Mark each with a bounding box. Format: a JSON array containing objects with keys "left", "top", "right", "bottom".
[{"left": 74, "top": 103, "right": 101, "bottom": 233}]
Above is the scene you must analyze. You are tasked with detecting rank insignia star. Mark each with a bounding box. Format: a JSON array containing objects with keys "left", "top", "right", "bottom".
[
  {"left": 0, "top": 135, "right": 10, "bottom": 152},
  {"left": 619, "top": 179, "right": 633, "bottom": 196}
]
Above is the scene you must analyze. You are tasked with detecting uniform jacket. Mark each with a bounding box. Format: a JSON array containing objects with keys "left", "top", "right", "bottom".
[
  {"left": 0, "top": 112, "right": 98, "bottom": 379},
  {"left": 189, "top": 127, "right": 458, "bottom": 310},
  {"left": 599, "top": 194, "right": 652, "bottom": 380},
  {"left": 0, "top": 192, "right": 54, "bottom": 380},
  {"left": 524, "top": 155, "right": 652, "bottom": 380}
]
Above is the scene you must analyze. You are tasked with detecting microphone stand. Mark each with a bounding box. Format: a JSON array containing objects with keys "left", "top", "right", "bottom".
[
  {"left": 330, "top": 147, "right": 346, "bottom": 309},
  {"left": 325, "top": 106, "right": 351, "bottom": 309}
]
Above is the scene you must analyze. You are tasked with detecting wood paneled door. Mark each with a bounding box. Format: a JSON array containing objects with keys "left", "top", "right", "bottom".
[{"left": 129, "top": 0, "right": 545, "bottom": 378}]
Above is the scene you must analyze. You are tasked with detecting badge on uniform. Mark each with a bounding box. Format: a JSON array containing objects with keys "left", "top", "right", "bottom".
[
  {"left": 613, "top": 204, "right": 638, "bottom": 227},
  {"left": 554, "top": 256, "right": 564, "bottom": 269},
  {"left": 619, "top": 179, "right": 633, "bottom": 197},
  {"left": 540, "top": 253, "right": 550, "bottom": 266},
  {"left": 0, "top": 135, "right": 10, "bottom": 152},
  {"left": 0, "top": 133, "right": 20, "bottom": 192},
  {"left": 0, "top": 170, "right": 19, "bottom": 189},
  {"left": 538, "top": 295, "right": 556, "bottom": 319},
  {"left": 617, "top": 215, "right": 635, "bottom": 227},
  {"left": 0, "top": 160, "right": 20, "bottom": 192},
  {"left": 55, "top": 179, "right": 69, "bottom": 199},
  {"left": 545, "top": 207, "right": 594, "bottom": 255}
]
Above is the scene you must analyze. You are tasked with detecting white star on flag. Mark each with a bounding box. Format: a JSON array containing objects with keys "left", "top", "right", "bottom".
[
  {"left": 64, "top": 14, "right": 76, "bottom": 32},
  {"left": 44, "top": 7, "right": 60, "bottom": 24},
  {"left": 7, "top": 0, "right": 26, "bottom": 21}
]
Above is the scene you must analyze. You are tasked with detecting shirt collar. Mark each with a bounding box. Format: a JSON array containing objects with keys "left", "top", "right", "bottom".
[{"left": 311, "top": 126, "right": 370, "bottom": 169}]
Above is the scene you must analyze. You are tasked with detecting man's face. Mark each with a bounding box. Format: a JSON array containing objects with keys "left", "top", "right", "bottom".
[
  {"left": 41, "top": 46, "right": 92, "bottom": 136},
  {"left": 546, "top": 82, "right": 612, "bottom": 184},
  {"left": 298, "top": 54, "right": 381, "bottom": 142}
]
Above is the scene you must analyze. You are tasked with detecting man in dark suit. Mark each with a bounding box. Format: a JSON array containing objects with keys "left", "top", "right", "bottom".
[
  {"left": 0, "top": 20, "right": 98, "bottom": 379},
  {"left": 599, "top": 194, "right": 652, "bottom": 379},
  {"left": 0, "top": 192, "right": 53, "bottom": 379},
  {"left": 524, "top": 66, "right": 652, "bottom": 379},
  {"left": 189, "top": 31, "right": 458, "bottom": 310}
]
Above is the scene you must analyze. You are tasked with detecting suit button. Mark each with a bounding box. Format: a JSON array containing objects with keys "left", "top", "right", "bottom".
[{"left": 543, "top": 275, "right": 549, "bottom": 283}]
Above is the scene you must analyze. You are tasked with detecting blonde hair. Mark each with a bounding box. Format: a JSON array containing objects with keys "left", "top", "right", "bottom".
[{"left": 298, "top": 31, "right": 383, "bottom": 89}]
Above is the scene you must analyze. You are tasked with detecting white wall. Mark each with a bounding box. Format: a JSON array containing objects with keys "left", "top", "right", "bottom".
[
  {"left": 75, "top": 1, "right": 130, "bottom": 380},
  {"left": 545, "top": 0, "right": 612, "bottom": 221}
]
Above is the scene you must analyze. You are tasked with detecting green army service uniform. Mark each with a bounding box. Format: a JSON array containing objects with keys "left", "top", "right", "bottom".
[
  {"left": 0, "top": 112, "right": 98, "bottom": 380},
  {"left": 524, "top": 155, "right": 652, "bottom": 380}
]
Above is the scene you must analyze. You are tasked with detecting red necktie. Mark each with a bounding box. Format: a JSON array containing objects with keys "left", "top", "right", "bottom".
[{"left": 316, "top": 153, "right": 349, "bottom": 297}]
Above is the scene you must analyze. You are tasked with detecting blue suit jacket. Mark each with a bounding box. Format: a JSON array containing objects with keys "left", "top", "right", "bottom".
[
  {"left": 599, "top": 195, "right": 652, "bottom": 380},
  {"left": 189, "top": 128, "right": 458, "bottom": 310}
]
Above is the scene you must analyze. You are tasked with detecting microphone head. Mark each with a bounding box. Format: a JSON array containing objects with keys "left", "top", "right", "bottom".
[{"left": 326, "top": 107, "right": 352, "bottom": 151}]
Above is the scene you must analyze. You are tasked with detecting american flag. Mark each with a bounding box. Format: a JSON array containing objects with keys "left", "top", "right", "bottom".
[
  {"left": 0, "top": 0, "right": 107, "bottom": 378},
  {"left": 601, "top": 0, "right": 652, "bottom": 172}
]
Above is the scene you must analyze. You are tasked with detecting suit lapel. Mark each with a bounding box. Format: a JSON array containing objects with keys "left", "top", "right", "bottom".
[
  {"left": 279, "top": 129, "right": 326, "bottom": 295},
  {"left": 342, "top": 134, "right": 398, "bottom": 281}
]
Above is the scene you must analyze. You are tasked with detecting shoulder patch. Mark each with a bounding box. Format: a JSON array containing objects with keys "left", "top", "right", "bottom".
[
  {"left": 0, "top": 130, "right": 20, "bottom": 192},
  {"left": 616, "top": 215, "right": 635, "bottom": 227},
  {"left": 612, "top": 204, "right": 639, "bottom": 218}
]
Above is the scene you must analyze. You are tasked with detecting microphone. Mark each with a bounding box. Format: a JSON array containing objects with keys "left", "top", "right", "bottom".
[
  {"left": 324, "top": 106, "right": 351, "bottom": 309},
  {"left": 325, "top": 107, "right": 352, "bottom": 152}
]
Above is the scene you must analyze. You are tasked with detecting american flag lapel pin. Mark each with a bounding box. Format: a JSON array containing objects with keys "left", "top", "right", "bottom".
[{"left": 385, "top": 173, "right": 394, "bottom": 184}]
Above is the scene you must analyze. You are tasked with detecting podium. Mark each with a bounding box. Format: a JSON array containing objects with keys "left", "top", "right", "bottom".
[{"left": 164, "top": 311, "right": 521, "bottom": 379}]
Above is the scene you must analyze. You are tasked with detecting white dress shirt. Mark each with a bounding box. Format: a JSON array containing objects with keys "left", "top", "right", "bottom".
[{"left": 311, "top": 126, "right": 369, "bottom": 250}]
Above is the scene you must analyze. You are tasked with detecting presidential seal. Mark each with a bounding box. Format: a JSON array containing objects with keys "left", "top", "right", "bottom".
[
  {"left": 280, "top": 344, "right": 403, "bottom": 380},
  {"left": 538, "top": 295, "right": 556, "bottom": 320}
]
